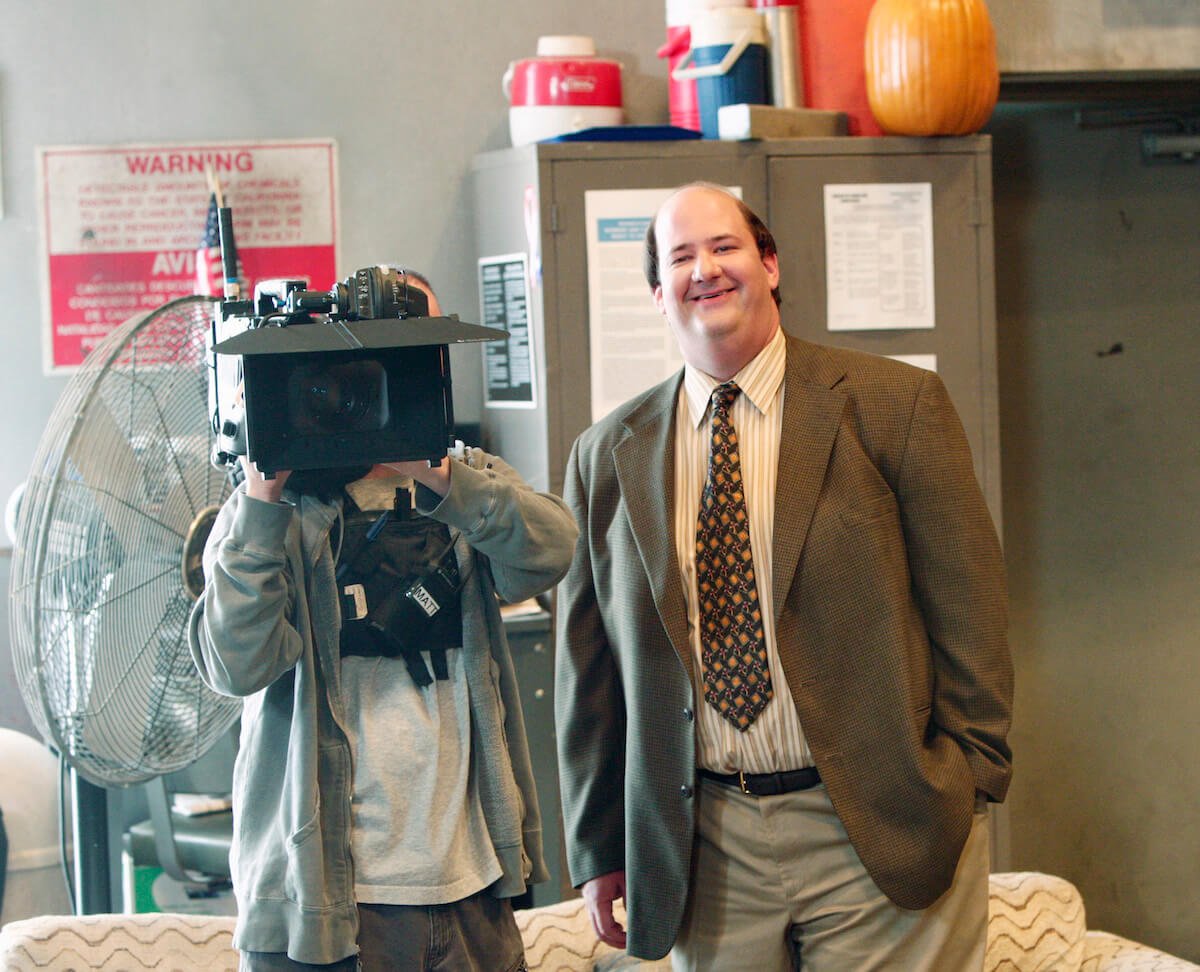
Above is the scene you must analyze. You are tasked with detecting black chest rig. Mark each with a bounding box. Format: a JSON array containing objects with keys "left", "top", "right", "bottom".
[{"left": 336, "top": 486, "right": 463, "bottom": 687}]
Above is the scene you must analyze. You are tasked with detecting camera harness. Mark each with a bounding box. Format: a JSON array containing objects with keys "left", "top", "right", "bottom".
[{"left": 335, "top": 483, "right": 464, "bottom": 687}]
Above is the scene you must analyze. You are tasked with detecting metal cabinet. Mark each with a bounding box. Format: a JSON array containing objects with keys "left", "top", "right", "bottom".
[
  {"left": 503, "top": 609, "right": 566, "bottom": 906},
  {"left": 471, "top": 136, "right": 1000, "bottom": 526}
]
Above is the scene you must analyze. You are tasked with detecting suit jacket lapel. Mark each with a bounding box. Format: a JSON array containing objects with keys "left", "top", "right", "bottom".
[
  {"left": 613, "top": 374, "right": 694, "bottom": 677},
  {"left": 609, "top": 339, "right": 847, "bottom": 675},
  {"left": 772, "top": 337, "right": 848, "bottom": 616}
]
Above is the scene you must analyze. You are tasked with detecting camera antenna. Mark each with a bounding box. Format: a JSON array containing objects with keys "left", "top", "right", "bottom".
[{"left": 217, "top": 206, "right": 241, "bottom": 302}]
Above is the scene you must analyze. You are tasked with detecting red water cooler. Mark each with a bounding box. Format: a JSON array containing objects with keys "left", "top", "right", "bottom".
[
  {"left": 503, "top": 36, "right": 624, "bottom": 146},
  {"left": 798, "top": 0, "right": 882, "bottom": 135}
]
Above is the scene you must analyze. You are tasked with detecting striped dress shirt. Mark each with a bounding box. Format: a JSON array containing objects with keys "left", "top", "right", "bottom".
[{"left": 673, "top": 327, "right": 814, "bottom": 774}]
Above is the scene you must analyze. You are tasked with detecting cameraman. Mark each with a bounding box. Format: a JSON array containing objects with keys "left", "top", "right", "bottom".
[{"left": 189, "top": 272, "right": 577, "bottom": 972}]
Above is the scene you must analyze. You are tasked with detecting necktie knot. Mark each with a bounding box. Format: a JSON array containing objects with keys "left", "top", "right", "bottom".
[{"left": 711, "top": 382, "right": 741, "bottom": 419}]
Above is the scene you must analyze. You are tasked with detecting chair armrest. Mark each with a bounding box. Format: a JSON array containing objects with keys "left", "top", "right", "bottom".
[
  {"left": 0, "top": 912, "right": 237, "bottom": 972},
  {"left": 988, "top": 871, "right": 1087, "bottom": 971},
  {"left": 1082, "top": 931, "right": 1200, "bottom": 971}
]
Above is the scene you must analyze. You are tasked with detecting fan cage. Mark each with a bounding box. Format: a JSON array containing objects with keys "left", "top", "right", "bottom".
[{"left": 10, "top": 296, "right": 241, "bottom": 787}]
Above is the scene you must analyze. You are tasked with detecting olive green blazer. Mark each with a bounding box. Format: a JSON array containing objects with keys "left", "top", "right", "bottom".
[{"left": 555, "top": 334, "right": 1012, "bottom": 961}]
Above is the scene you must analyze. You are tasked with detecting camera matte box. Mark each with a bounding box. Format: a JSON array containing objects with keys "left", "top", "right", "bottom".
[{"left": 214, "top": 316, "right": 505, "bottom": 474}]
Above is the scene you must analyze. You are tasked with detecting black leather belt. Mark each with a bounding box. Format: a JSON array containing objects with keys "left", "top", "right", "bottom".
[{"left": 699, "top": 766, "right": 821, "bottom": 797}]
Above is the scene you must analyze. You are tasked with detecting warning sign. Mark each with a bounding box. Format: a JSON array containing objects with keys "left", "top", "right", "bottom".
[{"left": 37, "top": 139, "right": 339, "bottom": 372}]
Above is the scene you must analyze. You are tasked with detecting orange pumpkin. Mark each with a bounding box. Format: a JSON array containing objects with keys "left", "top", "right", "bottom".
[{"left": 864, "top": 0, "right": 1000, "bottom": 136}]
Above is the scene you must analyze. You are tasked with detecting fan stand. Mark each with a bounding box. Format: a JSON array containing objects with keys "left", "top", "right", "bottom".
[{"left": 70, "top": 770, "right": 112, "bottom": 913}]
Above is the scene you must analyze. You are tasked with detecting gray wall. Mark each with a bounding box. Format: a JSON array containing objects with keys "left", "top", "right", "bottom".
[
  {"left": 989, "top": 103, "right": 1200, "bottom": 961},
  {"left": 1, "top": 3, "right": 1198, "bottom": 962},
  {"left": 0, "top": 0, "right": 668, "bottom": 736}
]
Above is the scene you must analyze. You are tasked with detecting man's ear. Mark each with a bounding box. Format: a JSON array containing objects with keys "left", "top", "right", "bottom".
[
  {"left": 653, "top": 285, "right": 666, "bottom": 316},
  {"left": 763, "top": 251, "right": 780, "bottom": 289}
]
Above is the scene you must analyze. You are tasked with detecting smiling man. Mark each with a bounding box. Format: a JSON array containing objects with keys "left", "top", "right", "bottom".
[{"left": 555, "top": 183, "right": 1013, "bottom": 970}]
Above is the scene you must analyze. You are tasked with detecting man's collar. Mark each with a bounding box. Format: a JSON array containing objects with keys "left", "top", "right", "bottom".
[{"left": 682, "top": 327, "right": 786, "bottom": 427}]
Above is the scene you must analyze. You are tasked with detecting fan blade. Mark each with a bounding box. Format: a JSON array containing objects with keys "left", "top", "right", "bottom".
[{"left": 62, "top": 384, "right": 149, "bottom": 519}]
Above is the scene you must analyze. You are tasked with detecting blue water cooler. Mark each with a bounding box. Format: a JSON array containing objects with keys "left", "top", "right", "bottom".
[{"left": 672, "top": 6, "right": 770, "bottom": 138}]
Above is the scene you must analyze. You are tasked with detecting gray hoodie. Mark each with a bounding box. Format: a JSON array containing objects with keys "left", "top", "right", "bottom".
[{"left": 189, "top": 448, "right": 577, "bottom": 964}]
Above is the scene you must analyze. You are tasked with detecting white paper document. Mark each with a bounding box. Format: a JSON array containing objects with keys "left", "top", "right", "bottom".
[
  {"left": 824, "top": 183, "right": 935, "bottom": 332},
  {"left": 889, "top": 353, "right": 938, "bottom": 372},
  {"left": 584, "top": 188, "right": 682, "bottom": 422}
]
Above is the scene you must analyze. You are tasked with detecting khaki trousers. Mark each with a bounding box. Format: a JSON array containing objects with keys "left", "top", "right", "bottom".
[{"left": 671, "top": 778, "right": 990, "bottom": 972}]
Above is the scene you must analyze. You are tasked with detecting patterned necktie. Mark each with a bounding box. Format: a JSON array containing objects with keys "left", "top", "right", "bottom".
[{"left": 695, "top": 382, "right": 773, "bottom": 731}]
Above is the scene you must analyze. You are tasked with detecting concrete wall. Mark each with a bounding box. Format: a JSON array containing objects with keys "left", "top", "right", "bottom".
[{"left": 990, "top": 103, "right": 1200, "bottom": 961}]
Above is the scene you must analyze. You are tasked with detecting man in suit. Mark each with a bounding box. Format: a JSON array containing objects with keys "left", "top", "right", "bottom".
[{"left": 554, "top": 183, "right": 1012, "bottom": 970}]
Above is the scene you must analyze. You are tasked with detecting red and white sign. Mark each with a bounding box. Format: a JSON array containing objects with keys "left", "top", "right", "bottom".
[{"left": 37, "top": 139, "right": 339, "bottom": 372}]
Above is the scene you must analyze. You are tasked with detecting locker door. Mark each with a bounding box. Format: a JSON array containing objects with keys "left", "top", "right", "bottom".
[{"left": 766, "top": 140, "right": 1001, "bottom": 521}]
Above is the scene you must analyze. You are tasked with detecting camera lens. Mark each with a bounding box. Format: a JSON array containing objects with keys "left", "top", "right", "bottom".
[
  {"left": 287, "top": 360, "right": 389, "bottom": 433},
  {"left": 335, "top": 266, "right": 429, "bottom": 320},
  {"left": 308, "top": 377, "right": 358, "bottom": 419}
]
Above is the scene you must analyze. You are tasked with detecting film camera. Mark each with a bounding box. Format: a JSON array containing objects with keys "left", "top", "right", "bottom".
[{"left": 207, "top": 217, "right": 504, "bottom": 476}]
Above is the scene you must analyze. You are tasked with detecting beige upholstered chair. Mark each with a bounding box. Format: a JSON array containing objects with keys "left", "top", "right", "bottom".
[
  {"left": 1, "top": 873, "right": 1196, "bottom": 970},
  {"left": 0, "top": 912, "right": 237, "bottom": 971}
]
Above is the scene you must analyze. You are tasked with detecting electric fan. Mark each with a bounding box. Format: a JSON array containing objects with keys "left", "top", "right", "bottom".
[{"left": 9, "top": 295, "right": 241, "bottom": 788}]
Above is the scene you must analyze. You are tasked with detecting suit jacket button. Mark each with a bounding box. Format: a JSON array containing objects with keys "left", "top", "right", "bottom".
[
  {"left": 682, "top": 707, "right": 694, "bottom": 722},
  {"left": 680, "top": 784, "right": 694, "bottom": 799}
]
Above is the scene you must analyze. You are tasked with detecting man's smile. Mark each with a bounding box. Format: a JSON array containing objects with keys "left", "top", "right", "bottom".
[{"left": 690, "top": 287, "right": 735, "bottom": 303}]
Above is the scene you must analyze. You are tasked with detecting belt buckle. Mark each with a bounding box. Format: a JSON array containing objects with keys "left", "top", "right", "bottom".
[{"left": 738, "top": 770, "right": 752, "bottom": 795}]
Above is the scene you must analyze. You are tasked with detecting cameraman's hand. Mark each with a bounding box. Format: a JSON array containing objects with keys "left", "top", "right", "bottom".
[
  {"left": 241, "top": 457, "right": 292, "bottom": 504},
  {"left": 383, "top": 457, "right": 450, "bottom": 498}
]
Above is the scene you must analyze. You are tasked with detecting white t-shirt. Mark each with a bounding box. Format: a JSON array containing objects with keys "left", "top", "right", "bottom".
[{"left": 339, "top": 475, "right": 500, "bottom": 905}]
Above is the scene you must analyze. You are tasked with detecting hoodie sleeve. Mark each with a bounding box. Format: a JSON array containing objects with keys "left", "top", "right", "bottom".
[
  {"left": 189, "top": 488, "right": 306, "bottom": 698},
  {"left": 414, "top": 448, "right": 578, "bottom": 604}
]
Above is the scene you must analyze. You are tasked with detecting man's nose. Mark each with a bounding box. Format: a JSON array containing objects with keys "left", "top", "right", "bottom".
[{"left": 692, "top": 249, "right": 719, "bottom": 281}]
